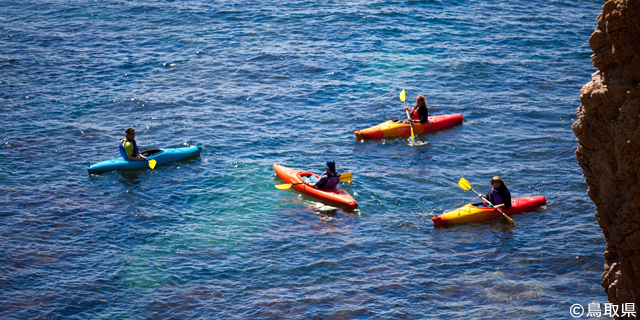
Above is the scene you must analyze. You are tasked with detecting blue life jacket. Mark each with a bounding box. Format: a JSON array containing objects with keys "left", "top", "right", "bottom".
[
  {"left": 488, "top": 188, "right": 503, "bottom": 205},
  {"left": 119, "top": 139, "right": 139, "bottom": 161}
]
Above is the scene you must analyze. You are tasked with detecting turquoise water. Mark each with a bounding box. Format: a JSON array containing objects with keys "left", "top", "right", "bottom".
[{"left": 1, "top": 0, "right": 607, "bottom": 318}]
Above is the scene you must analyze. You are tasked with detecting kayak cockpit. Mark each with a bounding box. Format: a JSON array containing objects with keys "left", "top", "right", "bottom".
[{"left": 140, "top": 149, "right": 163, "bottom": 157}]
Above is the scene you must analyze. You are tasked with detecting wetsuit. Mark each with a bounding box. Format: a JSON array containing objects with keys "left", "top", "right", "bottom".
[{"left": 485, "top": 186, "right": 512, "bottom": 209}]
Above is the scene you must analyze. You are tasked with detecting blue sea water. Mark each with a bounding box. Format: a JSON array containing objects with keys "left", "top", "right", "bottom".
[{"left": 0, "top": 0, "right": 608, "bottom": 318}]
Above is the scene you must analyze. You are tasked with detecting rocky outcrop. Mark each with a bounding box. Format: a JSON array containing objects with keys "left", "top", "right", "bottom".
[{"left": 573, "top": 0, "right": 640, "bottom": 309}]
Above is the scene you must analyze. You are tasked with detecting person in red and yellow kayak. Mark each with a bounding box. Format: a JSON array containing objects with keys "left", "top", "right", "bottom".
[
  {"left": 478, "top": 176, "right": 512, "bottom": 209},
  {"left": 304, "top": 161, "right": 340, "bottom": 190},
  {"left": 404, "top": 94, "right": 429, "bottom": 124}
]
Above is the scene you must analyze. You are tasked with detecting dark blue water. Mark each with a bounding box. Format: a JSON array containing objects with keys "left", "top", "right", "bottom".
[{"left": 1, "top": 0, "right": 607, "bottom": 318}]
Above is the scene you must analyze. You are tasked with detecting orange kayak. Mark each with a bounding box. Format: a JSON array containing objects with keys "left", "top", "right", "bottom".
[
  {"left": 432, "top": 196, "right": 547, "bottom": 226},
  {"left": 273, "top": 164, "right": 358, "bottom": 209},
  {"left": 354, "top": 114, "right": 463, "bottom": 140}
]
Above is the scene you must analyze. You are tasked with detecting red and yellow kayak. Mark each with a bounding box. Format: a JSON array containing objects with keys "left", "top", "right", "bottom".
[
  {"left": 432, "top": 196, "right": 547, "bottom": 226},
  {"left": 273, "top": 164, "right": 358, "bottom": 209},
  {"left": 354, "top": 114, "right": 464, "bottom": 140}
]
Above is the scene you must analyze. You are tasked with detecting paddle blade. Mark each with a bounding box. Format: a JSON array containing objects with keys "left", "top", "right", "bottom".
[
  {"left": 503, "top": 213, "right": 516, "bottom": 225},
  {"left": 399, "top": 89, "right": 406, "bottom": 102},
  {"left": 458, "top": 177, "right": 471, "bottom": 190},
  {"left": 339, "top": 172, "right": 352, "bottom": 182},
  {"left": 275, "top": 183, "right": 293, "bottom": 189},
  {"left": 149, "top": 159, "right": 157, "bottom": 169}
]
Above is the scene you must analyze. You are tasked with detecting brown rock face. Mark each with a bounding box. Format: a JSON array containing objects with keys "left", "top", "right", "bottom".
[{"left": 573, "top": 0, "right": 640, "bottom": 309}]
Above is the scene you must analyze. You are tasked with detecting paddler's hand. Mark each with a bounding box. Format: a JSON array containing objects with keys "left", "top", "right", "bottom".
[{"left": 404, "top": 106, "right": 410, "bottom": 111}]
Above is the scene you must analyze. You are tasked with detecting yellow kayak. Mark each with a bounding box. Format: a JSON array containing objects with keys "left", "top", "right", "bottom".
[
  {"left": 432, "top": 196, "right": 547, "bottom": 226},
  {"left": 354, "top": 114, "right": 463, "bottom": 140}
]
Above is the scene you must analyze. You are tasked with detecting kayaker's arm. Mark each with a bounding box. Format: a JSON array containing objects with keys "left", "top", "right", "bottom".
[
  {"left": 127, "top": 154, "right": 147, "bottom": 161},
  {"left": 478, "top": 193, "right": 506, "bottom": 208},
  {"left": 308, "top": 173, "right": 332, "bottom": 189},
  {"left": 477, "top": 194, "right": 504, "bottom": 208},
  {"left": 306, "top": 178, "right": 322, "bottom": 188},
  {"left": 404, "top": 106, "right": 422, "bottom": 123}
]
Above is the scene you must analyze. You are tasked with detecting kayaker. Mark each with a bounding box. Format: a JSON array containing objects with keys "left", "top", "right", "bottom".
[
  {"left": 119, "top": 127, "right": 147, "bottom": 161},
  {"left": 404, "top": 94, "right": 429, "bottom": 124},
  {"left": 478, "top": 176, "right": 512, "bottom": 209},
  {"left": 305, "top": 161, "right": 340, "bottom": 189}
]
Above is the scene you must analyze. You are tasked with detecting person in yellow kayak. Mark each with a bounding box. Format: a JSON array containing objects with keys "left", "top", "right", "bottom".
[
  {"left": 404, "top": 94, "right": 429, "bottom": 124},
  {"left": 478, "top": 176, "right": 512, "bottom": 209},
  {"left": 304, "top": 161, "right": 340, "bottom": 189},
  {"left": 119, "top": 127, "right": 147, "bottom": 161}
]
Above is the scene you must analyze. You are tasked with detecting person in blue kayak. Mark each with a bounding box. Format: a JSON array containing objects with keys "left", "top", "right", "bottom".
[
  {"left": 404, "top": 94, "right": 429, "bottom": 124},
  {"left": 304, "top": 161, "right": 340, "bottom": 189},
  {"left": 119, "top": 127, "right": 147, "bottom": 161},
  {"left": 479, "top": 176, "right": 512, "bottom": 209}
]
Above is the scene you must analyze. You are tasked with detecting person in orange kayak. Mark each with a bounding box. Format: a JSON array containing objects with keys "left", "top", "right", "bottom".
[
  {"left": 304, "top": 161, "right": 340, "bottom": 189},
  {"left": 119, "top": 127, "right": 147, "bottom": 161},
  {"left": 478, "top": 176, "right": 512, "bottom": 209},
  {"left": 404, "top": 94, "right": 429, "bottom": 124}
]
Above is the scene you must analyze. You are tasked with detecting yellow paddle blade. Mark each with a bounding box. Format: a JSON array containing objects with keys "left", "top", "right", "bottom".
[
  {"left": 458, "top": 177, "right": 471, "bottom": 190},
  {"left": 149, "top": 159, "right": 157, "bottom": 169},
  {"left": 399, "top": 89, "right": 406, "bottom": 102},
  {"left": 339, "top": 172, "right": 352, "bottom": 182},
  {"left": 275, "top": 183, "right": 293, "bottom": 189},
  {"left": 503, "top": 212, "right": 516, "bottom": 225},
  {"left": 410, "top": 129, "right": 415, "bottom": 140}
]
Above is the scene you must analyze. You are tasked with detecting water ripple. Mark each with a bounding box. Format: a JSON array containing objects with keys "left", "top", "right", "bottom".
[{"left": 0, "top": 0, "right": 605, "bottom": 318}]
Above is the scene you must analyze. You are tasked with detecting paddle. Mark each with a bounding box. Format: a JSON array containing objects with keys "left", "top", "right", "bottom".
[
  {"left": 457, "top": 177, "right": 515, "bottom": 225},
  {"left": 148, "top": 159, "right": 157, "bottom": 169},
  {"left": 275, "top": 172, "right": 353, "bottom": 189},
  {"left": 400, "top": 89, "right": 415, "bottom": 140}
]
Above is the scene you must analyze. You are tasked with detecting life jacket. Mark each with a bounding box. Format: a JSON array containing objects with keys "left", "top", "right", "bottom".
[
  {"left": 322, "top": 176, "right": 340, "bottom": 189},
  {"left": 488, "top": 188, "right": 503, "bottom": 205},
  {"left": 119, "top": 139, "right": 139, "bottom": 161},
  {"left": 410, "top": 108, "right": 420, "bottom": 121}
]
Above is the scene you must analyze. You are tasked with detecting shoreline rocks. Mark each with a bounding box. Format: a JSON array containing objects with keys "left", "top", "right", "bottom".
[{"left": 573, "top": 0, "right": 640, "bottom": 310}]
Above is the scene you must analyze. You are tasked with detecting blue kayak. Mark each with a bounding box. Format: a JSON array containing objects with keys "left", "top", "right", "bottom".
[{"left": 87, "top": 145, "right": 203, "bottom": 174}]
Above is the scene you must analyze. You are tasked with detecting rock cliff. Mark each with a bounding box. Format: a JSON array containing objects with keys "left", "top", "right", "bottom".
[{"left": 573, "top": 0, "right": 640, "bottom": 309}]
